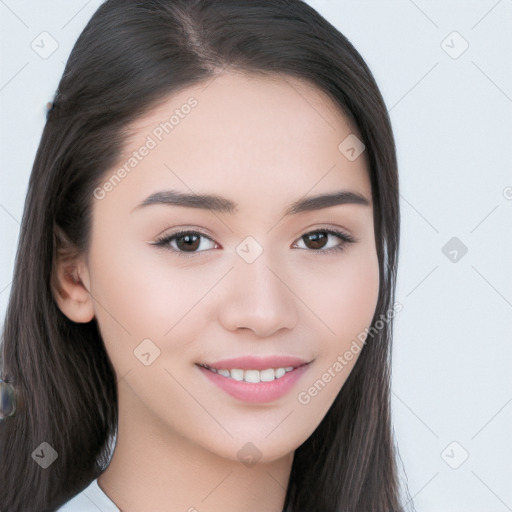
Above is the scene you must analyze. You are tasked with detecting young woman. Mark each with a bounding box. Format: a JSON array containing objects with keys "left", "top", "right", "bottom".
[{"left": 0, "top": 1, "right": 409, "bottom": 510}]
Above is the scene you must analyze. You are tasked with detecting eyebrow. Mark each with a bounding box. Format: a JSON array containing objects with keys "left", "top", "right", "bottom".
[{"left": 132, "top": 189, "right": 370, "bottom": 216}]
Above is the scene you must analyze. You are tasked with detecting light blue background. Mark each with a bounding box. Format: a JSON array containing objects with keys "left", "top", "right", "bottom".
[{"left": 1, "top": 1, "right": 511, "bottom": 510}]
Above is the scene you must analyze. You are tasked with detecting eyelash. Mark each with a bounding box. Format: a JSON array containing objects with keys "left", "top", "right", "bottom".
[{"left": 151, "top": 228, "right": 356, "bottom": 258}]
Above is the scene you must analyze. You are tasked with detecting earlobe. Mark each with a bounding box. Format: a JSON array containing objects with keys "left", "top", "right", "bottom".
[{"left": 52, "top": 258, "right": 95, "bottom": 323}]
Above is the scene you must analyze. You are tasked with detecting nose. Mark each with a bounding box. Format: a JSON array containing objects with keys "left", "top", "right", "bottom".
[{"left": 218, "top": 255, "right": 299, "bottom": 338}]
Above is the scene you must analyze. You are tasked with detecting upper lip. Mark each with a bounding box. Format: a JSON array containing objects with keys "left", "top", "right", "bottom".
[{"left": 199, "top": 355, "right": 311, "bottom": 371}]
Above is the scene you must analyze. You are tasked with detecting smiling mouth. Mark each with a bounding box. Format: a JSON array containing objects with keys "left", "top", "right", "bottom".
[{"left": 197, "top": 363, "right": 309, "bottom": 383}]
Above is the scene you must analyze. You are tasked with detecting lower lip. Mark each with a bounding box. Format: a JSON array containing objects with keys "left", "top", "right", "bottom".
[{"left": 197, "top": 363, "right": 311, "bottom": 404}]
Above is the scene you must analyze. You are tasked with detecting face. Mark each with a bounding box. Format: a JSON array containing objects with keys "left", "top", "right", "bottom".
[{"left": 80, "top": 72, "right": 379, "bottom": 463}]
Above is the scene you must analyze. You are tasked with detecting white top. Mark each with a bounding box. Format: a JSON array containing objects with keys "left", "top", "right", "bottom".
[{"left": 58, "top": 479, "right": 120, "bottom": 511}]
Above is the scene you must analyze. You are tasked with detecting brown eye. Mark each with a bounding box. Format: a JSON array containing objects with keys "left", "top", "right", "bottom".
[
  {"left": 175, "top": 233, "right": 201, "bottom": 252},
  {"left": 294, "top": 229, "right": 355, "bottom": 254},
  {"left": 152, "top": 230, "right": 218, "bottom": 256},
  {"left": 302, "top": 231, "right": 328, "bottom": 250}
]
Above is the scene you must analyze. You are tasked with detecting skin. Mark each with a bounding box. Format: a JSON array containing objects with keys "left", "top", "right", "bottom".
[{"left": 54, "top": 71, "right": 379, "bottom": 512}]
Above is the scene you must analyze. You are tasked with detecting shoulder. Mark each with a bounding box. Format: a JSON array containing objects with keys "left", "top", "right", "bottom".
[{"left": 57, "top": 479, "right": 120, "bottom": 511}]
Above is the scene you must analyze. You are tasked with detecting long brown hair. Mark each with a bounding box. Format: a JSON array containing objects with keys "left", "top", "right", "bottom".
[{"left": 0, "top": 1, "right": 409, "bottom": 510}]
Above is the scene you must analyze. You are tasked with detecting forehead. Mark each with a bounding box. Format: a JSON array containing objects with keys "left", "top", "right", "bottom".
[{"left": 100, "top": 71, "right": 371, "bottom": 213}]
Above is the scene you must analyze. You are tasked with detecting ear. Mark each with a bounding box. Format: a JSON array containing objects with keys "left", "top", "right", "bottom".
[{"left": 52, "top": 255, "right": 95, "bottom": 323}]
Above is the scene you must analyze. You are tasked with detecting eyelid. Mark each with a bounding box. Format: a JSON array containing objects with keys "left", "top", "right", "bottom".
[
  {"left": 150, "top": 229, "right": 219, "bottom": 255},
  {"left": 150, "top": 226, "right": 356, "bottom": 256}
]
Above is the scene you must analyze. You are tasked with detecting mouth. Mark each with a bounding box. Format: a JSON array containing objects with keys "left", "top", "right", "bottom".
[
  {"left": 196, "top": 363, "right": 306, "bottom": 383},
  {"left": 196, "top": 358, "right": 313, "bottom": 403}
]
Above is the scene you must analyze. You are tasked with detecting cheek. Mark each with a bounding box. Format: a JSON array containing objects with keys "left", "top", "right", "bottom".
[
  {"left": 87, "top": 237, "right": 217, "bottom": 361},
  {"left": 292, "top": 250, "right": 379, "bottom": 426},
  {"left": 299, "top": 248, "right": 380, "bottom": 345}
]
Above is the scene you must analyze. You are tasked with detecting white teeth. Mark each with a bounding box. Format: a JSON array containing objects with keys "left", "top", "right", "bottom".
[
  {"left": 205, "top": 366, "right": 296, "bottom": 383},
  {"left": 259, "top": 368, "right": 275, "bottom": 382},
  {"left": 275, "top": 368, "right": 286, "bottom": 379},
  {"left": 244, "top": 370, "right": 260, "bottom": 383},
  {"left": 230, "top": 369, "right": 244, "bottom": 381}
]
